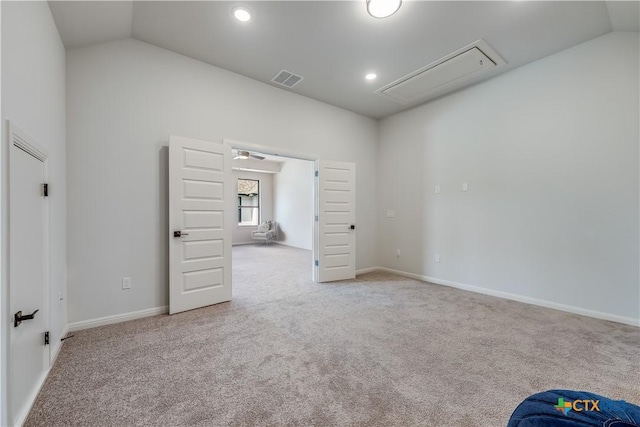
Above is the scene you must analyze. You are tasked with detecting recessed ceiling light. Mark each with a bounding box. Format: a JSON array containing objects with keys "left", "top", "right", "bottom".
[
  {"left": 366, "top": 0, "right": 402, "bottom": 18},
  {"left": 233, "top": 7, "right": 251, "bottom": 22},
  {"left": 365, "top": 73, "right": 377, "bottom": 81}
]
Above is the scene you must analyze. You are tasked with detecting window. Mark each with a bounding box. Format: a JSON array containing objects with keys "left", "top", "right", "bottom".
[{"left": 237, "top": 179, "right": 260, "bottom": 225}]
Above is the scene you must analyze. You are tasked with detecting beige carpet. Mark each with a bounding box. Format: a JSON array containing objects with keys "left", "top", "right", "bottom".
[{"left": 26, "top": 244, "right": 640, "bottom": 426}]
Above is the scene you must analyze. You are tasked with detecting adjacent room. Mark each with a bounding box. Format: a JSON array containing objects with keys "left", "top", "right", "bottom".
[
  {"left": 1, "top": 1, "right": 638, "bottom": 426},
  {"left": 231, "top": 148, "right": 317, "bottom": 307}
]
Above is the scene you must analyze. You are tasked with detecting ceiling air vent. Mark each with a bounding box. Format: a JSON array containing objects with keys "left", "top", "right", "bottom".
[
  {"left": 271, "top": 70, "right": 304, "bottom": 88},
  {"left": 376, "top": 40, "right": 506, "bottom": 105}
]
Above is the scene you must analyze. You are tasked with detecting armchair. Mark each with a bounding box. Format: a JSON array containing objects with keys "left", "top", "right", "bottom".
[{"left": 251, "top": 221, "right": 278, "bottom": 245}]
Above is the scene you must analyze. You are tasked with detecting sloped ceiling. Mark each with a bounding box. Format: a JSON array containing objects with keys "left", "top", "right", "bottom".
[{"left": 49, "top": 1, "right": 638, "bottom": 118}]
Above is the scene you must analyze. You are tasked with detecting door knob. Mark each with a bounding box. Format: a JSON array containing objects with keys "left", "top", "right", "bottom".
[
  {"left": 350, "top": 225, "right": 355, "bottom": 230},
  {"left": 173, "top": 231, "right": 189, "bottom": 238},
  {"left": 14, "top": 309, "right": 39, "bottom": 328}
]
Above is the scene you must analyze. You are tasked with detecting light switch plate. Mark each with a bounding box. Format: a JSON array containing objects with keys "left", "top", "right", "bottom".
[
  {"left": 122, "top": 277, "right": 132, "bottom": 290},
  {"left": 387, "top": 210, "right": 396, "bottom": 218},
  {"left": 435, "top": 185, "right": 441, "bottom": 194}
]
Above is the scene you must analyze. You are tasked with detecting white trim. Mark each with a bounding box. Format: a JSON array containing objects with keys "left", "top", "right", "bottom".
[
  {"left": 223, "top": 138, "right": 319, "bottom": 162},
  {"left": 13, "top": 322, "right": 66, "bottom": 427},
  {"left": 356, "top": 267, "right": 378, "bottom": 276},
  {"left": 49, "top": 324, "right": 69, "bottom": 367},
  {"left": 67, "top": 306, "right": 168, "bottom": 332},
  {"left": 232, "top": 242, "right": 258, "bottom": 246},
  {"left": 12, "top": 369, "right": 48, "bottom": 427},
  {"left": 9, "top": 122, "right": 48, "bottom": 162},
  {"left": 274, "top": 241, "right": 311, "bottom": 250},
  {"left": 373, "top": 267, "right": 640, "bottom": 327}
]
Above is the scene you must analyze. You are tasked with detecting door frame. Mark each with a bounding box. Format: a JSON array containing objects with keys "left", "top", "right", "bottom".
[
  {"left": 222, "top": 139, "right": 320, "bottom": 282},
  {"left": 7, "top": 121, "right": 50, "bottom": 425}
]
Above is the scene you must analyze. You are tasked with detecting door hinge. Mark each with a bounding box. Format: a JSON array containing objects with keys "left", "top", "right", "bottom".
[
  {"left": 44, "top": 331, "right": 50, "bottom": 345},
  {"left": 43, "top": 183, "right": 49, "bottom": 197},
  {"left": 314, "top": 260, "right": 319, "bottom": 267},
  {"left": 314, "top": 170, "right": 318, "bottom": 177}
]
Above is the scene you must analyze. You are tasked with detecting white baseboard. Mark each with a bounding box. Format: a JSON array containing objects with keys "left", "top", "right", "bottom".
[
  {"left": 232, "top": 242, "right": 257, "bottom": 246},
  {"left": 67, "top": 306, "right": 169, "bottom": 332},
  {"left": 13, "top": 369, "right": 48, "bottom": 427},
  {"left": 375, "top": 267, "right": 639, "bottom": 327},
  {"left": 356, "top": 266, "right": 378, "bottom": 275},
  {"left": 14, "top": 323, "right": 71, "bottom": 426},
  {"left": 50, "top": 324, "right": 69, "bottom": 365},
  {"left": 274, "top": 242, "right": 312, "bottom": 250}
]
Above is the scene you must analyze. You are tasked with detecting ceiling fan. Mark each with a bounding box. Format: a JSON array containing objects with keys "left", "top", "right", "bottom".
[{"left": 233, "top": 150, "right": 265, "bottom": 160}]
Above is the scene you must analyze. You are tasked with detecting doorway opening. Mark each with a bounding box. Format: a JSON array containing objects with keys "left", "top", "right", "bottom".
[
  {"left": 226, "top": 141, "right": 317, "bottom": 307},
  {"left": 168, "top": 135, "right": 356, "bottom": 314}
]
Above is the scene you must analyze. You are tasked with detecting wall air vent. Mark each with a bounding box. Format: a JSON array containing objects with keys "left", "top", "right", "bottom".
[
  {"left": 376, "top": 40, "right": 506, "bottom": 105},
  {"left": 271, "top": 70, "right": 304, "bottom": 88}
]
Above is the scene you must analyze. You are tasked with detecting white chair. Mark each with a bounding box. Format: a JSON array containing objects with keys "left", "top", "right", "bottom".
[{"left": 251, "top": 221, "right": 278, "bottom": 245}]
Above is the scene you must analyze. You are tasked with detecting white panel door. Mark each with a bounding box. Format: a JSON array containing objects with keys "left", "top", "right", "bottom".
[
  {"left": 317, "top": 160, "right": 356, "bottom": 282},
  {"left": 9, "top": 127, "right": 49, "bottom": 425},
  {"left": 169, "top": 135, "right": 232, "bottom": 314}
]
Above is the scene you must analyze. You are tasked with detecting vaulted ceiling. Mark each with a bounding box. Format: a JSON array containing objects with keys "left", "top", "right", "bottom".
[{"left": 49, "top": 1, "right": 639, "bottom": 119}]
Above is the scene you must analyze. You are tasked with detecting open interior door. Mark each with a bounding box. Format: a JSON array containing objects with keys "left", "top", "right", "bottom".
[
  {"left": 316, "top": 160, "right": 356, "bottom": 282},
  {"left": 169, "top": 135, "right": 232, "bottom": 314}
]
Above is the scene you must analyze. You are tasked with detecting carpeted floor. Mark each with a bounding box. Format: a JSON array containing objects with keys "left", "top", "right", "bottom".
[{"left": 26, "top": 244, "right": 640, "bottom": 426}]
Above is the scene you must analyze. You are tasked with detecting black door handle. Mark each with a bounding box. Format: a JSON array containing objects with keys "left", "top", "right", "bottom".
[
  {"left": 14, "top": 309, "right": 39, "bottom": 328},
  {"left": 350, "top": 225, "right": 355, "bottom": 230}
]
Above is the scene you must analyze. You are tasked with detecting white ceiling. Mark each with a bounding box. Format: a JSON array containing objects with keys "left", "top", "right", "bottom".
[{"left": 49, "top": 1, "right": 639, "bottom": 119}]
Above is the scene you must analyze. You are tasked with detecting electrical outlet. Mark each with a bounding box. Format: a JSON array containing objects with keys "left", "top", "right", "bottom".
[
  {"left": 435, "top": 185, "right": 441, "bottom": 194},
  {"left": 396, "top": 249, "right": 401, "bottom": 257},
  {"left": 435, "top": 254, "right": 441, "bottom": 263},
  {"left": 122, "top": 277, "right": 132, "bottom": 290}
]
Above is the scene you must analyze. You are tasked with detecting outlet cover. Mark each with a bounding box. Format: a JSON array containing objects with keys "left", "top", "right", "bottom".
[{"left": 435, "top": 254, "right": 441, "bottom": 263}]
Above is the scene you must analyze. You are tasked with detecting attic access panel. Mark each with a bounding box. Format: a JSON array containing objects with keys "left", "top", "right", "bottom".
[{"left": 376, "top": 40, "right": 505, "bottom": 105}]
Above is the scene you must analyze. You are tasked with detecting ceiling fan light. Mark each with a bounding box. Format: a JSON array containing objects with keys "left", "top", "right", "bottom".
[{"left": 366, "top": 0, "right": 402, "bottom": 18}]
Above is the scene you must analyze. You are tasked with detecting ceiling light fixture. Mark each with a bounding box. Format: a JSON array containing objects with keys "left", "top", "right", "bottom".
[
  {"left": 366, "top": 0, "right": 402, "bottom": 18},
  {"left": 365, "top": 73, "right": 377, "bottom": 81},
  {"left": 233, "top": 7, "right": 252, "bottom": 22},
  {"left": 236, "top": 150, "right": 250, "bottom": 159}
]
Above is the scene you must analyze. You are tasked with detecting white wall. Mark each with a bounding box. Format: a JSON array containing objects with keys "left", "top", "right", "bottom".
[
  {"left": 232, "top": 170, "right": 273, "bottom": 245},
  {"left": 1, "top": 1, "right": 66, "bottom": 424},
  {"left": 273, "top": 158, "right": 314, "bottom": 250},
  {"left": 378, "top": 32, "right": 639, "bottom": 323},
  {"left": 66, "top": 38, "right": 378, "bottom": 323}
]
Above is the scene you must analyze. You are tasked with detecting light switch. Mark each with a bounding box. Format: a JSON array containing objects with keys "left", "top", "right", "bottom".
[
  {"left": 435, "top": 185, "right": 441, "bottom": 194},
  {"left": 462, "top": 182, "right": 468, "bottom": 192}
]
